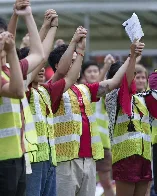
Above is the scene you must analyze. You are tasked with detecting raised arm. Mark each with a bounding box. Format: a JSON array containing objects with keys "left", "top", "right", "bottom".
[
  {"left": 29, "top": 10, "right": 58, "bottom": 84},
  {"left": 126, "top": 41, "right": 145, "bottom": 88},
  {"left": 52, "top": 27, "right": 87, "bottom": 83},
  {"left": 64, "top": 29, "right": 87, "bottom": 92},
  {"left": 99, "top": 54, "right": 115, "bottom": 82},
  {"left": 15, "top": 5, "right": 44, "bottom": 74},
  {"left": 8, "top": 0, "right": 30, "bottom": 39},
  {"left": 0, "top": 32, "right": 24, "bottom": 98},
  {"left": 39, "top": 9, "right": 55, "bottom": 42},
  {"left": 97, "top": 42, "right": 145, "bottom": 97}
]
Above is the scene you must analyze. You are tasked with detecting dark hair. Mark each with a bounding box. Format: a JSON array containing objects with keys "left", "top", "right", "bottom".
[
  {"left": 48, "top": 44, "right": 68, "bottom": 72},
  {"left": 16, "top": 48, "right": 21, "bottom": 60},
  {"left": 82, "top": 61, "right": 100, "bottom": 74},
  {"left": 0, "top": 17, "right": 7, "bottom": 31},
  {"left": 107, "top": 61, "right": 123, "bottom": 79},
  {"left": 19, "top": 47, "right": 30, "bottom": 60}
]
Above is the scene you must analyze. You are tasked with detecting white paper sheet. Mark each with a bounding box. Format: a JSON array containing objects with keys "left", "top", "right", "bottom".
[{"left": 122, "top": 13, "right": 144, "bottom": 42}]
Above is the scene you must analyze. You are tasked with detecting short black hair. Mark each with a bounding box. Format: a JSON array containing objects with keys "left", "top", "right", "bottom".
[
  {"left": 19, "top": 47, "right": 30, "bottom": 60},
  {"left": 16, "top": 48, "right": 21, "bottom": 60},
  {"left": 48, "top": 44, "right": 68, "bottom": 72},
  {"left": 107, "top": 61, "right": 123, "bottom": 79},
  {"left": 82, "top": 61, "right": 100, "bottom": 74},
  {"left": 0, "top": 17, "right": 7, "bottom": 31}
]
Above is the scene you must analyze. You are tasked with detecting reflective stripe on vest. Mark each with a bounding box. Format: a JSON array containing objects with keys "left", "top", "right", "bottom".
[
  {"left": 98, "top": 126, "right": 109, "bottom": 135},
  {"left": 116, "top": 113, "right": 149, "bottom": 124},
  {"left": 112, "top": 132, "right": 151, "bottom": 145}
]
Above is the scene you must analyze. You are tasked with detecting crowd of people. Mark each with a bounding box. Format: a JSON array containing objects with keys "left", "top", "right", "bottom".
[{"left": 0, "top": 0, "right": 157, "bottom": 196}]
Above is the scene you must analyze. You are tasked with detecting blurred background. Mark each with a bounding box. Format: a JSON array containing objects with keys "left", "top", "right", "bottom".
[{"left": 1, "top": 0, "right": 157, "bottom": 72}]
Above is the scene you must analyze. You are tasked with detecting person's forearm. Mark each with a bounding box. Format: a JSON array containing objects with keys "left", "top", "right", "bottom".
[
  {"left": 8, "top": 13, "right": 18, "bottom": 39},
  {"left": 43, "top": 27, "right": 57, "bottom": 61},
  {"left": 30, "top": 26, "right": 57, "bottom": 83},
  {"left": 64, "top": 53, "right": 84, "bottom": 91},
  {"left": 56, "top": 41, "right": 76, "bottom": 77},
  {"left": 24, "top": 13, "right": 43, "bottom": 56},
  {"left": 8, "top": 48, "right": 24, "bottom": 98},
  {"left": 126, "top": 54, "right": 136, "bottom": 88},
  {"left": 39, "top": 24, "right": 49, "bottom": 42}
]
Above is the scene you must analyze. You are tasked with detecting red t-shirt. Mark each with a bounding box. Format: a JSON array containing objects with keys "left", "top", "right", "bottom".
[
  {"left": 2, "top": 59, "right": 29, "bottom": 153},
  {"left": 118, "top": 75, "right": 136, "bottom": 116},
  {"left": 26, "top": 79, "right": 66, "bottom": 115},
  {"left": 53, "top": 83, "right": 99, "bottom": 158},
  {"left": 145, "top": 94, "right": 157, "bottom": 119}
]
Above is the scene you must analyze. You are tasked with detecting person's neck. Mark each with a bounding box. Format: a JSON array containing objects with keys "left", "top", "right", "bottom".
[
  {"left": 32, "top": 82, "right": 39, "bottom": 89},
  {"left": 137, "top": 89, "right": 145, "bottom": 93}
]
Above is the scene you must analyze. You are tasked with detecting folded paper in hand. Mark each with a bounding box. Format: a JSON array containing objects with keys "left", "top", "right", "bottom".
[{"left": 122, "top": 13, "right": 144, "bottom": 42}]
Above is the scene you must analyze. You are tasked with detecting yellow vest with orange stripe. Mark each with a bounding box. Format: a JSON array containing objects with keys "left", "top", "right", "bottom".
[{"left": 53, "top": 84, "right": 104, "bottom": 163}]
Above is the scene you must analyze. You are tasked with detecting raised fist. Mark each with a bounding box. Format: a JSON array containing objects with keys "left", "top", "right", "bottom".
[{"left": 71, "top": 26, "right": 87, "bottom": 44}]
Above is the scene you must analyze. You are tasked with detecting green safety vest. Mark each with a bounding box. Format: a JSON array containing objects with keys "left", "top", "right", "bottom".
[
  {"left": 112, "top": 94, "right": 151, "bottom": 164},
  {"left": 0, "top": 71, "right": 38, "bottom": 161},
  {"left": 53, "top": 84, "right": 104, "bottom": 163},
  {"left": 28, "top": 86, "right": 57, "bottom": 166},
  {"left": 92, "top": 97, "right": 111, "bottom": 149}
]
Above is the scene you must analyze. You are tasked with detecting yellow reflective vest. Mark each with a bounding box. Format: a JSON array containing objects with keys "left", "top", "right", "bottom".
[
  {"left": 92, "top": 97, "right": 111, "bottom": 149},
  {"left": 0, "top": 71, "right": 37, "bottom": 161},
  {"left": 28, "top": 86, "right": 57, "bottom": 166},
  {"left": 53, "top": 84, "right": 104, "bottom": 163},
  {"left": 107, "top": 91, "right": 151, "bottom": 165}
]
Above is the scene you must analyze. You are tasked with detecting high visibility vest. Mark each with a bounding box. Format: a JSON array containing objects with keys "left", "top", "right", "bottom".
[
  {"left": 92, "top": 97, "right": 111, "bottom": 149},
  {"left": 53, "top": 84, "right": 104, "bottom": 163},
  {"left": 0, "top": 71, "right": 38, "bottom": 161},
  {"left": 112, "top": 94, "right": 151, "bottom": 164},
  {"left": 28, "top": 86, "right": 57, "bottom": 166}
]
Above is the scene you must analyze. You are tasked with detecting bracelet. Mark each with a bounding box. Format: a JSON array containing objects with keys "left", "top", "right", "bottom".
[
  {"left": 51, "top": 25, "right": 58, "bottom": 28},
  {"left": 77, "top": 52, "right": 84, "bottom": 57}
]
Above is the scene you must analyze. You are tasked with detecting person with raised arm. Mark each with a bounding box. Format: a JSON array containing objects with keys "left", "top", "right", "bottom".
[
  {"left": 105, "top": 40, "right": 155, "bottom": 196},
  {"left": 19, "top": 25, "right": 87, "bottom": 196},
  {"left": 47, "top": 36, "right": 143, "bottom": 196}
]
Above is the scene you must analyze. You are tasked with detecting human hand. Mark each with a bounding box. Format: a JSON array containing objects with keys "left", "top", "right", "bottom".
[
  {"left": 1, "top": 32, "right": 15, "bottom": 52},
  {"left": 43, "top": 9, "right": 58, "bottom": 28},
  {"left": 130, "top": 40, "right": 145, "bottom": 57},
  {"left": 104, "top": 54, "right": 115, "bottom": 69},
  {"left": 15, "top": 5, "right": 32, "bottom": 16},
  {"left": 71, "top": 26, "right": 87, "bottom": 44},
  {"left": 15, "top": 0, "right": 30, "bottom": 10}
]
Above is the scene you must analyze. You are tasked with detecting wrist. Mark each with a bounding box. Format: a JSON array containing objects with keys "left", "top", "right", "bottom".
[
  {"left": 76, "top": 49, "right": 85, "bottom": 57},
  {"left": 42, "top": 23, "right": 50, "bottom": 30}
]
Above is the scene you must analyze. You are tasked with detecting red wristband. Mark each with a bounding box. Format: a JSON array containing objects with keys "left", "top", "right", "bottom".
[{"left": 77, "top": 52, "right": 84, "bottom": 57}]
